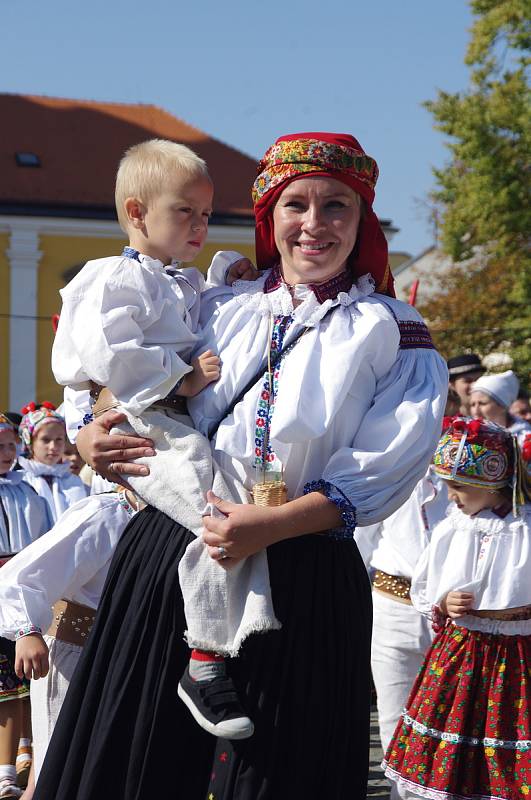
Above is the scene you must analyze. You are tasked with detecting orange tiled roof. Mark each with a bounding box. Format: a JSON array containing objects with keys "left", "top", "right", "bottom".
[{"left": 0, "top": 93, "right": 257, "bottom": 219}]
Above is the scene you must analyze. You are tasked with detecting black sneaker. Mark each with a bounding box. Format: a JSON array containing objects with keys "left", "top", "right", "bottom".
[{"left": 178, "top": 666, "right": 254, "bottom": 739}]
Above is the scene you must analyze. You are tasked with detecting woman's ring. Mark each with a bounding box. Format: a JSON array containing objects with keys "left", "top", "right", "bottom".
[
  {"left": 109, "top": 462, "right": 117, "bottom": 474},
  {"left": 217, "top": 545, "right": 228, "bottom": 559}
]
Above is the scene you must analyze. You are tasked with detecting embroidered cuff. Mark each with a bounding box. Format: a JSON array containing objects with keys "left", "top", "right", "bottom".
[
  {"left": 15, "top": 624, "right": 42, "bottom": 640},
  {"left": 303, "top": 480, "right": 357, "bottom": 541}
]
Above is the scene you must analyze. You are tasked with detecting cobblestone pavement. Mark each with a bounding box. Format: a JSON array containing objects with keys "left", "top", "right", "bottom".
[{"left": 367, "top": 706, "right": 391, "bottom": 799}]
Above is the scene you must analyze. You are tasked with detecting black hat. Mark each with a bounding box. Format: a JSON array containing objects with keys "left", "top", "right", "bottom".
[{"left": 447, "top": 354, "right": 485, "bottom": 378}]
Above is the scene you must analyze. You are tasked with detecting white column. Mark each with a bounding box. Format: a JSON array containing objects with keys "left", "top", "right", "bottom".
[{"left": 6, "top": 222, "right": 42, "bottom": 410}]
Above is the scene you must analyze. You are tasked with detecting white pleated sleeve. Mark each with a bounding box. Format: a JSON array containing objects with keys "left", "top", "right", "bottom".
[{"left": 0, "top": 493, "right": 133, "bottom": 639}]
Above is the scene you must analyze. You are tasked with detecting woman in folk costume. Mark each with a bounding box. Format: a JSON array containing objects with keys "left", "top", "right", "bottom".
[
  {"left": 383, "top": 417, "right": 531, "bottom": 800},
  {"left": 34, "top": 132, "right": 447, "bottom": 800},
  {"left": 18, "top": 404, "right": 86, "bottom": 523},
  {"left": 0, "top": 414, "right": 50, "bottom": 799}
]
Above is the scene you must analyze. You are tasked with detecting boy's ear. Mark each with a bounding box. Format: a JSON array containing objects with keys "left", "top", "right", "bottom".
[{"left": 124, "top": 197, "right": 146, "bottom": 229}]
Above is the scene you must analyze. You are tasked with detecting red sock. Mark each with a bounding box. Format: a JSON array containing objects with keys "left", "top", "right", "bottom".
[{"left": 189, "top": 649, "right": 226, "bottom": 681}]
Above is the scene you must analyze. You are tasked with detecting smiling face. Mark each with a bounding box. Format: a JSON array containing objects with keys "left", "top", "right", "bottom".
[
  {"left": 127, "top": 174, "right": 213, "bottom": 265},
  {"left": 445, "top": 480, "right": 504, "bottom": 516},
  {"left": 272, "top": 176, "right": 361, "bottom": 285},
  {"left": 470, "top": 391, "right": 508, "bottom": 427},
  {"left": 0, "top": 429, "right": 17, "bottom": 475},
  {"left": 31, "top": 421, "right": 66, "bottom": 465}
]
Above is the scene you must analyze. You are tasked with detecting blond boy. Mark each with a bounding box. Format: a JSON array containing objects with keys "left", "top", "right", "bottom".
[{"left": 51, "top": 140, "right": 280, "bottom": 740}]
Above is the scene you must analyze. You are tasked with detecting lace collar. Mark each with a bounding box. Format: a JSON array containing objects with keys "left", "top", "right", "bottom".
[
  {"left": 264, "top": 264, "right": 355, "bottom": 303},
  {"left": 448, "top": 506, "right": 528, "bottom": 536},
  {"left": 18, "top": 457, "right": 73, "bottom": 479},
  {"left": 232, "top": 267, "right": 375, "bottom": 327}
]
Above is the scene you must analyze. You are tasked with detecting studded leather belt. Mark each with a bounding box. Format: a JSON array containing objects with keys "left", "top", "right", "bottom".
[
  {"left": 372, "top": 569, "right": 412, "bottom": 605},
  {"left": 90, "top": 383, "right": 187, "bottom": 418},
  {"left": 470, "top": 605, "right": 531, "bottom": 621},
  {"left": 46, "top": 599, "right": 95, "bottom": 647}
]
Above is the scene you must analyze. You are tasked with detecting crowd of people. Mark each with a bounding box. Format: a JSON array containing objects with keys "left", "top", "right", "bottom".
[{"left": 0, "top": 132, "right": 528, "bottom": 800}]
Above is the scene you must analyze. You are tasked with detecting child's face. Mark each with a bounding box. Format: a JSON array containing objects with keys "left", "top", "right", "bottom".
[
  {"left": 0, "top": 429, "right": 17, "bottom": 474},
  {"left": 446, "top": 480, "right": 502, "bottom": 515},
  {"left": 63, "top": 440, "right": 85, "bottom": 475},
  {"left": 135, "top": 175, "right": 213, "bottom": 264},
  {"left": 31, "top": 421, "right": 66, "bottom": 465}
]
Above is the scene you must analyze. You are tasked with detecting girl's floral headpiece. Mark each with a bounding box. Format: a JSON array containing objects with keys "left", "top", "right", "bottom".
[
  {"left": 434, "top": 416, "right": 514, "bottom": 490},
  {"left": 18, "top": 401, "right": 65, "bottom": 450},
  {"left": 434, "top": 416, "right": 531, "bottom": 513}
]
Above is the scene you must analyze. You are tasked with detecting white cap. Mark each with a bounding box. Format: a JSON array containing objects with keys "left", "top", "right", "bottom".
[{"left": 471, "top": 370, "right": 520, "bottom": 409}]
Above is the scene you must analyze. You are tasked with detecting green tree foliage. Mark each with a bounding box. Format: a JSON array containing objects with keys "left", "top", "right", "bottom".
[{"left": 419, "top": 0, "right": 530, "bottom": 378}]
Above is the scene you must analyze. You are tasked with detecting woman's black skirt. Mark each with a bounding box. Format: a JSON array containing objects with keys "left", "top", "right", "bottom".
[{"left": 34, "top": 507, "right": 372, "bottom": 800}]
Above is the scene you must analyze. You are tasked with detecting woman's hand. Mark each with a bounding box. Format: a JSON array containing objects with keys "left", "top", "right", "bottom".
[
  {"left": 441, "top": 590, "right": 474, "bottom": 619},
  {"left": 15, "top": 633, "right": 49, "bottom": 680},
  {"left": 226, "top": 258, "right": 259, "bottom": 284},
  {"left": 202, "top": 489, "right": 343, "bottom": 562},
  {"left": 76, "top": 410, "right": 155, "bottom": 485},
  {"left": 202, "top": 491, "right": 286, "bottom": 562}
]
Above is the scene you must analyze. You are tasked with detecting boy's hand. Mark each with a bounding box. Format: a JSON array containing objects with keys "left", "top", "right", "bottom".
[
  {"left": 177, "top": 350, "right": 221, "bottom": 397},
  {"left": 441, "top": 590, "right": 474, "bottom": 619},
  {"left": 15, "top": 633, "right": 49, "bottom": 680},
  {"left": 226, "top": 258, "right": 259, "bottom": 285}
]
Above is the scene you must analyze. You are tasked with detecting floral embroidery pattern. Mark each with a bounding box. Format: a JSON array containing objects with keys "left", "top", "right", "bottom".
[
  {"left": 254, "top": 316, "right": 293, "bottom": 474},
  {"left": 383, "top": 623, "right": 531, "bottom": 799},
  {"left": 434, "top": 417, "right": 513, "bottom": 489},
  {"left": 303, "top": 479, "right": 357, "bottom": 540},
  {"left": 15, "top": 624, "right": 42, "bottom": 640},
  {"left": 252, "top": 138, "right": 378, "bottom": 202},
  {"left": 0, "top": 653, "right": 29, "bottom": 700}
]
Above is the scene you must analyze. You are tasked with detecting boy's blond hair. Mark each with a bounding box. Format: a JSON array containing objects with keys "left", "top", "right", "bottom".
[{"left": 115, "top": 139, "right": 210, "bottom": 232}]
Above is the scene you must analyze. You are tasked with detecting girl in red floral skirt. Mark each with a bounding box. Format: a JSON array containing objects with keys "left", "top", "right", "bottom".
[{"left": 383, "top": 418, "right": 531, "bottom": 800}]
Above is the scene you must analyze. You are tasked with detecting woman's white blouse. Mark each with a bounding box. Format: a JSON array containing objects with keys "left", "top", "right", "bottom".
[
  {"left": 0, "top": 492, "right": 135, "bottom": 638},
  {"left": 355, "top": 470, "right": 450, "bottom": 574},
  {"left": 19, "top": 458, "right": 88, "bottom": 524},
  {"left": 0, "top": 471, "right": 51, "bottom": 553},
  {"left": 188, "top": 272, "right": 448, "bottom": 525},
  {"left": 411, "top": 506, "right": 531, "bottom": 631}
]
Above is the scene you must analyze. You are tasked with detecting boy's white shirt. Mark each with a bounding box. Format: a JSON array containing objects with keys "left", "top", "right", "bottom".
[
  {"left": 0, "top": 492, "right": 136, "bottom": 638},
  {"left": 53, "top": 249, "right": 243, "bottom": 424}
]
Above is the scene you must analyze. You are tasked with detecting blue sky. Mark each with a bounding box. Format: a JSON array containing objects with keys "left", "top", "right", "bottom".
[{"left": 2, "top": 0, "right": 473, "bottom": 256}]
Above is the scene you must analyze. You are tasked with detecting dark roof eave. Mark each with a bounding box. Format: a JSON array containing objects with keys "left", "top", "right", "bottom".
[{"left": 0, "top": 202, "right": 255, "bottom": 227}]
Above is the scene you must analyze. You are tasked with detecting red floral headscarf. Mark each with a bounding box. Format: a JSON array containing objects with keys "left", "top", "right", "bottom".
[{"left": 252, "top": 132, "right": 394, "bottom": 297}]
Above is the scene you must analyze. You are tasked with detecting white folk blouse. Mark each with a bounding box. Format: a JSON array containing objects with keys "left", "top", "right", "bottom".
[
  {"left": 0, "top": 492, "right": 136, "bottom": 639},
  {"left": 19, "top": 458, "right": 88, "bottom": 524},
  {"left": 411, "top": 505, "right": 531, "bottom": 635},
  {"left": 52, "top": 250, "right": 241, "bottom": 417},
  {"left": 188, "top": 271, "right": 448, "bottom": 526}
]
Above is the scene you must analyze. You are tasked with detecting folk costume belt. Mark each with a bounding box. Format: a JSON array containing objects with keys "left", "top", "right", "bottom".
[
  {"left": 469, "top": 605, "right": 531, "bottom": 622},
  {"left": 46, "top": 599, "right": 95, "bottom": 647},
  {"left": 90, "top": 383, "right": 188, "bottom": 417},
  {"left": 372, "top": 570, "right": 412, "bottom": 605}
]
